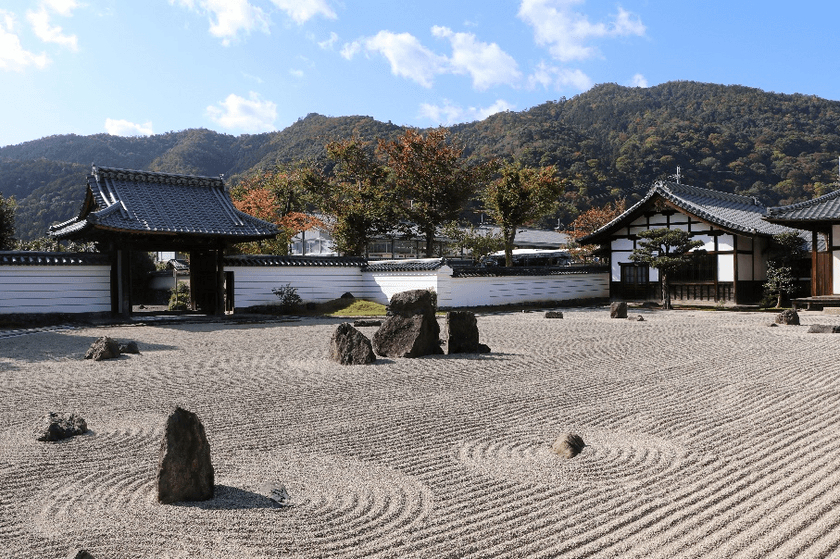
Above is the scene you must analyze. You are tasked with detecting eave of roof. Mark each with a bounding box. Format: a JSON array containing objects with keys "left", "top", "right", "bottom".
[
  {"left": 765, "top": 187, "right": 840, "bottom": 227},
  {"left": 362, "top": 258, "right": 448, "bottom": 272},
  {"left": 580, "top": 181, "right": 800, "bottom": 244},
  {"left": 0, "top": 251, "right": 110, "bottom": 266},
  {"left": 223, "top": 255, "right": 367, "bottom": 267}
]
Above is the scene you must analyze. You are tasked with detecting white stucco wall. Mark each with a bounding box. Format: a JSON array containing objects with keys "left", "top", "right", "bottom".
[{"left": 0, "top": 265, "right": 111, "bottom": 314}]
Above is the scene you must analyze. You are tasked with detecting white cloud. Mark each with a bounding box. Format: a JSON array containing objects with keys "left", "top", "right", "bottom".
[
  {"left": 527, "top": 61, "right": 592, "bottom": 91},
  {"left": 419, "top": 99, "right": 515, "bottom": 125},
  {"left": 27, "top": 6, "right": 78, "bottom": 51},
  {"left": 206, "top": 91, "right": 277, "bottom": 132},
  {"left": 0, "top": 10, "right": 49, "bottom": 72},
  {"left": 318, "top": 31, "right": 338, "bottom": 50},
  {"left": 270, "top": 0, "right": 336, "bottom": 24},
  {"left": 518, "top": 0, "right": 645, "bottom": 62},
  {"left": 105, "top": 119, "right": 154, "bottom": 137},
  {"left": 289, "top": 68, "right": 304, "bottom": 78},
  {"left": 629, "top": 73, "right": 648, "bottom": 87},
  {"left": 340, "top": 40, "right": 361, "bottom": 60},
  {"left": 431, "top": 26, "right": 520, "bottom": 90},
  {"left": 170, "top": 0, "right": 270, "bottom": 46},
  {"left": 363, "top": 30, "right": 447, "bottom": 88},
  {"left": 42, "top": 0, "right": 79, "bottom": 17}
]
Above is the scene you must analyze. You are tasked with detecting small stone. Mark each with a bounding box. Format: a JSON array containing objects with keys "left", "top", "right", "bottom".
[
  {"left": 157, "top": 407, "right": 214, "bottom": 504},
  {"left": 330, "top": 323, "right": 376, "bottom": 365},
  {"left": 37, "top": 412, "right": 88, "bottom": 442},
  {"left": 259, "top": 482, "right": 291, "bottom": 506},
  {"left": 610, "top": 301, "right": 628, "bottom": 319},
  {"left": 775, "top": 309, "right": 800, "bottom": 325},
  {"left": 552, "top": 433, "right": 585, "bottom": 459},
  {"left": 628, "top": 315, "right": 645, "bottom": 321},
  {"left": 84, "top": 336, "right": 120, "bottom": 361},
  {"left": 118, "top": 340, "right": 140, "bottom": 354},
  {"left": 807, "top": 324, "right": 840, "bottom": 333},
  {"left": 67, "top": 550, "right": 95, "bottom": 559},
  {"left": 545, "top": 311, "right": 564, "bottom": 319}
]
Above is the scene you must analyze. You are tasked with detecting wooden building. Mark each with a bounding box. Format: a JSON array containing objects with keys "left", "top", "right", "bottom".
[
  {"left": 580, "top": 181, "right": 806, "bottom": 305},
  {"left": 49, "top": 165, "right": 278, "bottom": 316},
  {"left": 765, "top": 188, "right": 840, "bottom": 297}
]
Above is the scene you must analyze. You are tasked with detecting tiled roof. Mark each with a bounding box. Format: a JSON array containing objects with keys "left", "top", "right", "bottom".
[
  {"left": 765, "top": 188, "right": 840, "bottom": 224},
  {"left": 0, "top": 251, "right": 110, "bottom": 266},
  {"left": 452, "top": 264, "right": 607, "bottom": 278},
  {"left": 224, "top": 255, "right": 367, "bottom": 267},
  {"left": 49, "top": 165, "right": 278, "bottom": 241},
  {"left": 581, "top": 181, "right": 801, "bottom": 243},
  {"left": 363, "top": 258, "right": 448, "bottom": 272}
]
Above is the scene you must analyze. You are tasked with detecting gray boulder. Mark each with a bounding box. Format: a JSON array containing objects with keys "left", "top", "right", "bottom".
[
  {"left": 373, "top": 290, "right": 442, "bottom": 358},
  {"left": 36, "top": 412, "right": 88, "bottom": 442},
  {"left": 775, "top": 309, "right": 800, "bottom": 325},
  {"left": 545, "top": 311, "right": 564, "bottom": 319},
  {"left": 610, "top": 301, "right": 628, "bottom": 319},
  {"left": 157, "top": 407, "right": 214, "bottom": 504},
  {"left": 330, "top": 323, "right": 376, "bottom": 365},
  {"left": 807, "top": 324, "right": 840, "bottom": 333},
  {"left": 119, "top": 340, "right": 141, "bottom": 354},
  {"left": 552, "top": 433, "right": 585, "bottom": 459},
  {"left": 84, "top": 336, "right": 120, "bottom": 361},
  {"left": 444, "top": 311, "right": 490, "bottom": 354},
  {"left": 373, "top": 314, "right": 443, "bottom": 358},
  {"left": 628, "top": 315, "right": 645, "bottom": 322}
]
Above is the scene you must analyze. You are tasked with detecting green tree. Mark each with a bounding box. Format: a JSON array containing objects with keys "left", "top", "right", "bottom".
[
  {"left": 629, "top": 228, "right": 703, "bottom": 309},
  {"left": 0, "top": 193, "right": 16, "bottom": 250},
  {"left": 442, "top": 222, "right": 504, "bottom": 262},
  {"left": 305, "top": 139, "right": 399, "bottom": 256},
  {"left": 481, "top": 161, "right": 562, "bottom": 267},
  {"left": 763, "top": 231, "right": 806, "bottom": 307},
  {"left": 380, "top": 128, "right": 492, "bottom": 257}
]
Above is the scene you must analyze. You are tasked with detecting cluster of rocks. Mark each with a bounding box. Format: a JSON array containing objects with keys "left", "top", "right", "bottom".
[
  {"left": 330, "top": 289, "right": 490, "bottom": 365},
  {"left": 769, "top": 309, "right": 840, "bottom": 332},
  {"left": 84, "top": 336, "right": 140, "bottom": 361}
]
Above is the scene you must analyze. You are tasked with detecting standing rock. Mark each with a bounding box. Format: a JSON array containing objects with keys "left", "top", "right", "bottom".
[
  {"left": 330, "top": 323, "right": 376, "bottom": 365},
  {"left": 775, "top": 309, "right": 800, "bottom": 325},
  {"left": 36, "top": 412, "right": 88, "bottom": 442},
  {"left": 157, "top": 407, "right": 214, "bottom": 504},
  {"left": 373, "top": 290, "right": 442, "bottom": 358},
  {"left": 610, "top": 302, "right": 628, "bottom": 319},
  {"left": 444, "top": 311, "right": 490, "bottom": 354},
  {"left": 552, "top": 433, "right": 586, "bottom": 459},
  {"left": 84, "top": 336, "right": 120, "bottom": 361}
]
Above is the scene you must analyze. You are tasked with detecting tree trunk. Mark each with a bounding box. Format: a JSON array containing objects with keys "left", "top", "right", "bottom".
[
  {"left": 424, "top": 230, "right": 435, "bottom": 257},
  {"left": 504, "top": 228, "right": 516, "bottom": 267},
  {"left": 662, "top": 272, "right": 671, "bottom": 310}
]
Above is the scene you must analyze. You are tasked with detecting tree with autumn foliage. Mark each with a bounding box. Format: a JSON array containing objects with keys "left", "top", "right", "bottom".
[
  {"left": 230, "top": 166, "right": 322, "bottom": 255},
  {"left": 380, "top": 128, "right": 494, "bottom": 257},
  {"left": 563, "top": 199, "right": 626, "bottom": 262},
  {"left": 481, "top": 161, "right": 563, "bottom": 267},
  {"left": 304, "top": 139, "right": 399, "bottom": 256}
]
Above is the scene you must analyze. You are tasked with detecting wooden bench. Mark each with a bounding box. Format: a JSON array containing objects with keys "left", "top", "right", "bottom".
[{"left": 791, "top": 296, "right": 840, "bottom": 311}]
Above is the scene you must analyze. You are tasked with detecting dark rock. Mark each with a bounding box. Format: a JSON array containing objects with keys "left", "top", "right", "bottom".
[
  {"left": 387, "top": 289, "right": 437, "bottom": 317},
  {"left": 353, "top": 319, "right": 382, "bottom": 327},
  {"left": 340, "top": 292, "right": 355, "bottom": 299},
  {"left": 545, "top": 311, "right": 564, "bottom": 319},
  {"left": 610, "top": 301, "right": 628, "bottom": 319},
  {"left": 36, "top": 412, "right": 88, "bottom": 442},
  {"left": 552, "top": 433, "right": 585, "bottom": 459},
  {"left": 373, "top": 314, "right": 443, "bottom": 358},
  {"left": 767, "top": 322, "right": 778, "bottom": 327},
  {"left": 374, "top": 290, "right": 442, "bottom": 358},
  {"left": 67, "top": 550, "right": 95, "bottom": 559},
  {"left": 628, "top": 315, "right": 645, "bottom": 322},
  {"left": 444, "top": 311, "right": 489, "bottom": 354},
  {"left": 775, "top": 309, "right": 800, "bottom": 325},
  {"left": 84, "top": 336, "right": 120, "bottom": 361},
  {"left": 118, "top": 340, "right": 140, "bottom": 354},
  {"left": 807, "top": 324, "right": 840, "bottom": 333},
  {"left": 330, "top": 323, "right": 376, "bottom": 365},
  {"left": 157, "top": 407, "right": 214, "bottom": 504}
]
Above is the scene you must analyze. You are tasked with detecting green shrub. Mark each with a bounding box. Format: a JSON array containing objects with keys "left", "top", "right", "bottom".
[
  {"left": 168, "top": 282, "right": 190, "bottom": 311},
  {"left": 272, "top": 283, "right": 303, "bottom": 312}
]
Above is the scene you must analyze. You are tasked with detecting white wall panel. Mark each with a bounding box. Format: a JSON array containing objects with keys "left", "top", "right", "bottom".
[{"left": 0, "top": 265, "right": 111, "bottom": 314}]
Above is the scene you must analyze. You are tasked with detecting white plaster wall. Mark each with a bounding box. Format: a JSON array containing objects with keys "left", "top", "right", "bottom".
[
  {"left": 718, "top": 254, "right": 735, "bottom": 282},
  {"left": 227, "top": 266, "right": 378, "bottom": 307},
  {"left": 448, "top": 272, "right": 609, "bottom": 307},
  {"left": 0, "top": 266, "right": 111, "bottom": 314},
  {"left": 611, "top": 238, "right": 634, "bottom": 251},
  {"left": 833, "top": 250, "right": 840, "bottom": 295}
]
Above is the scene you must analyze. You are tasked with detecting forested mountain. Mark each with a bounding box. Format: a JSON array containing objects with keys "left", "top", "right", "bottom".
[{"left": 2, "top": 81, "right": 839, "bottom": 240}]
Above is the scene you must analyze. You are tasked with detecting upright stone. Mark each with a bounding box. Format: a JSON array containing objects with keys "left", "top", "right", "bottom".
[
  {"left": 445, "top": 311, "right": 490, "bottom": 354},
  {"left": 330, "top": 323, "right": 376, "bottom": 365},
  {"left": 775, "top": 309, "right": 800, "bottom": 325},
  {"left": 84, "top": 336, "right": 120, "bottom": 361},
  {"left": 373, "top": 289, "right": 442, "bottom": 358},
  {"left": 610, "top": 301, "right": 628, "bottom": 319},
  {"left": 156, "top": 407, "right": 214, "bottom": 504}
]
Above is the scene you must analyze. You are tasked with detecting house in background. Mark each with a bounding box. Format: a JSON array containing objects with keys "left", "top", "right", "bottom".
[
  {"left": 579, "top": 181, "right": 807, "bottom": 305},
  {"left": 765, "top": 188, "right": 840, "bottom": 298}
]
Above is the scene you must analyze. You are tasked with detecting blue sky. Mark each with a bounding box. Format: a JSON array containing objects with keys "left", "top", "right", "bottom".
[{"left": 1, "top": 0, "right": 838, "bottom": 148}]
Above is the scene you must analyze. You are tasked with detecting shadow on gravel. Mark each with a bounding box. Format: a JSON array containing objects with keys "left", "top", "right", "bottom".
[{"left": 172, "top": 485, "right": 285, "bottom": 510}]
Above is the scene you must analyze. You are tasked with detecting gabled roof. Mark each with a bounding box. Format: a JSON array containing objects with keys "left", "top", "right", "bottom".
[
  {"left": 765, "top": 188, "right": 840, "bottom": 228},
  {"left": 49, "top": 165, "right": 278, "bottom": 243},
  {"left": 580, "top": 181, "right": 800, "bottom": 244}
]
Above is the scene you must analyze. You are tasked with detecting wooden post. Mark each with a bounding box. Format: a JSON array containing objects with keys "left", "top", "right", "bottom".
[{"left": 215, "top": 247, "right": 225, "bottom": 316}]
